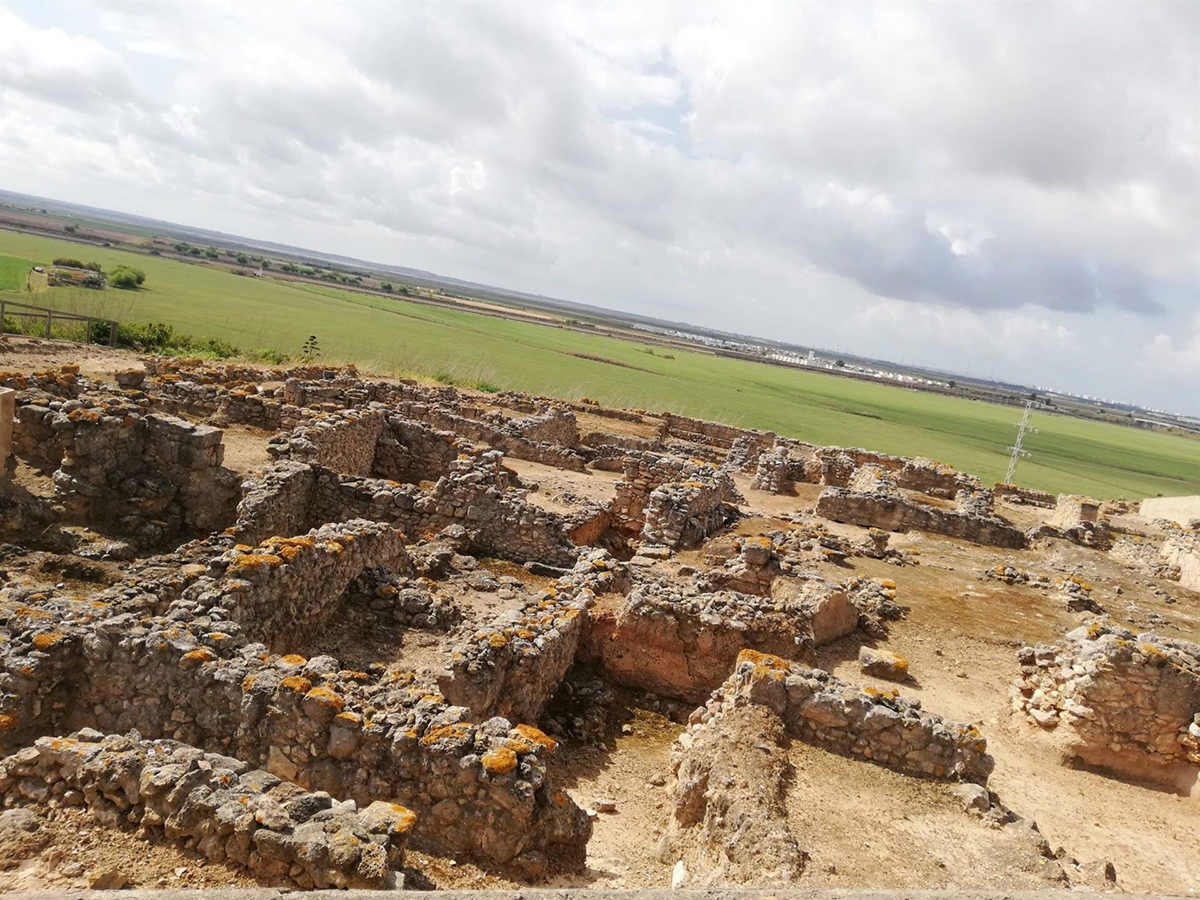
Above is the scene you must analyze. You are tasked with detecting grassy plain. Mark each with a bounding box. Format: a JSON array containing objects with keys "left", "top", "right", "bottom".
[
  {"left": 0, "top": 229, "right": 1196, "bottom": 500},
  {"left": 0, "top": 254, "right": 32, "bottom": 291}
]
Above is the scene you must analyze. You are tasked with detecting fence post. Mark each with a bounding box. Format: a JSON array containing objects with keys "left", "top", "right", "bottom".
[
  {"left": 109, "top": 320, "right": 118, "bottom": 347},
  {"left": 46, "top": 310, "right": 52, "bottom": 341},
  {"left": 0, "top": 300, "right": 5, "bottom": 338},
  {"left": 85, "top": 317, "right": 93, "bottom": 345}
]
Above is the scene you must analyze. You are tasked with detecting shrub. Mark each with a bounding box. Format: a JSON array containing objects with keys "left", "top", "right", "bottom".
[
  {"left": 51, "top": 257, "right": 102, "bottom": 272},
  {"left": 108, "top": 265, "right": 146, "bottom": 290}
]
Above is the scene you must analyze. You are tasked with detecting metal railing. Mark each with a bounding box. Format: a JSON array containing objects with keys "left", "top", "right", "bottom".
[{"left": 0, "top": 299, "right": 118, "bottom": 346}]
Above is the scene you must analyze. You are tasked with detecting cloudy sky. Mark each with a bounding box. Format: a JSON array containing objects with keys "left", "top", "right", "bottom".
[{"left": 1, "top": 1, "right": 1197, "bottom": 413}]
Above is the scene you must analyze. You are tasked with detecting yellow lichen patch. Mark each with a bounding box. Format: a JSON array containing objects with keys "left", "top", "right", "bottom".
[
  {"left": 863, "top": 686, "right": 899, "bottom": 701},
  {"left": 281, "top": 675, "right": 314, "bottom": 694},
  {"left": 481, "top": 747, "right": 519, "bottom": 775},
  {"left": 324, "top": 541, "right": 344, "bottom": 555},
  {"left": 419, "top": 723, "right": 473, "bottom": 747},
  {"left": 89, "top": 600, "right": 109, "bottom": 609},
  {"left": 511, "top": 724, "right": 557, "bottom": 752},
  {"left": 181, "top": 648, "right": 215, "bottom": 667},
  {"left": 737, "top": 648, "right": 790, "bottom": 681},
  {"left": 341, "top": 671, "right": 371, "bottom": 684},
  {"left": 230, "top": 553, "right": 284, "bottom": 571},
  {"left": 334, "top": 711, "right": 363, "bottom": 728},
  {"left": 0, "top": 713, "right": 18, "bottom": 731},
  {"left": 487, "top": 633, "right": 509, "bottom": 649},
  {"left": 279, "top": 545, "right": 302, "bottom": 562},
  {"left": 880, "top": 579, "right": 897, "bottom": 590},
  {"left": 241, "top": 674, "right": 257, "bottom": 692},
  {"left": 383, "top": 803, "right": 417, "bottom": 834},
  {"left": 304, "top": 686, "right": 345, "bottom": 713},
  {"left": 32, "top": 632, "right": 67, "bottom": 651},
  {"left": 279, "top": 654, "right": 307, "bottom": 666}
]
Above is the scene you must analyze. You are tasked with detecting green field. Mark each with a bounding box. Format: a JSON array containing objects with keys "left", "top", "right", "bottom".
[
  {"left": 0, "top": 254, "right": 32, "bottom": 291},
  {"left": 0, "top": 229, "right": 1196, "bottom": 500}
]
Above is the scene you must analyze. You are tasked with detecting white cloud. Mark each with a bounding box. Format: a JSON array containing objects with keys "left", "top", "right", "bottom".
[{"left": 0, "top": 0, "right": 1196, "bottom": 412}]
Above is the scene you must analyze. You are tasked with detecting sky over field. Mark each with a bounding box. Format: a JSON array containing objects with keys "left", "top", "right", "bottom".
[{"left": 1, "top": 0, "right": 1197, "bottom": 412}]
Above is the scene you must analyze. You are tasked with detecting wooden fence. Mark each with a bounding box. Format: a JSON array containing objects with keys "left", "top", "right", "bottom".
[{"left": 0, "top": 299, "right": 118, "bottom": 346}]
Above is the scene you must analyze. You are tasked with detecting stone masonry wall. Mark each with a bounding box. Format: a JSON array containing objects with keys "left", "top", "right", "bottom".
[
  {"left": 0, "top": 731, "right": 414, "bottom": 889},
  {"left": 816, "top": 486, "right": 1026, "bottom": 549},
  {"left": 0, "top": 523, "right": 591, "bottom": 869},
  {"left": 714, "top": 650, "right": 994, "bottom": 784},
  {"left": 438, "top": 552, "right": 623, "bottom": 723},
  {"left": 11, "top": 396, "right": 239, "bottom": 544},
  {"left": 1013, "top": 623, "right": 1200, "bottom": 787}
]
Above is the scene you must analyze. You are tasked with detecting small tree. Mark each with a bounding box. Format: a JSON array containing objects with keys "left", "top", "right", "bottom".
[
  {"left": 109, "top": 265, "right": 146, "bottom": 290},
  {"left": 381, "top": 282, "right": 393, "bottom": 292},
  {"left": 205, "top": 248, "right": 219, "bottom": 259},
  {"left": 301, "top": 335, "right": 320, "bottom": 360}
]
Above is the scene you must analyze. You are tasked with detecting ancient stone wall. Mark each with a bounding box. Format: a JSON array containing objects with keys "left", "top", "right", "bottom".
[
  {"left": 896, "top": 458, "right": 981, "bottom": 498},
  {"left": 714, "top": 650, "right": 994, "bottom": 784},
  {"left": 1160, "top": 528, "right": 1200, "bottom": 592},
  {"left": 10, "top": 397, "right": 239, "bottom": 544},
  {"left": 1049, "top": 495, "right": 1101, "bottom": 530},
  {"left": 641, "top": 474, "right": 741, "bottom": 549},
  {"left": 994, "top": 483, "right": 1057, "bottom": 508},
  {"left": 1013, "top": 623, "right": 1200, "bottom": 788},
  {"left": 0, "top": 732, "right": 413, "bottom": 889},
  {"left": 661, "top": 413, "right": 772, "bottom": 451},
  {"left": 0, "top": 525, "right": 590, "bottom": 869},
  {"left": 816, "top": 486, "right": 1026, "bottom": 548},
  {"left": 267, "top": 408, "right": 385, "bottom": 475},
  {"left": 585, "top": 573, "right": 857, "bottom": 703},
  {"left": 439, "top": 552, "right": 623, "bottom": 723}
]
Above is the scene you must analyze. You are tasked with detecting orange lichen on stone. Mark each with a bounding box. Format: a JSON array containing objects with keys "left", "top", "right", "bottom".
[
  {"left": 279, "top": 654, "right": 307, "bottom": 666},
  {"left": 281, "top": 675, "right": 314, "bottom": 694},
  {"left": 419, "top": 723, "right": 473, "bottom": 747},
  {"left": 511, "top": 724, "right": 557, "bottom": 752},
  {"left": 381, "top": 803, "right": 417, "bottom": 834},
  {"left": 32, "top": 632, "right": 67, "bottom": 650},
  {"left": 304, "top": 686, "right": 345, "bottom": 713},
  {"left": 481, "top": 746, "right": 519, "bottom": 775},
  {"left": 0, "top": 713, "right": 18, "bottom": 731},
  {"left": 230, "top": 553, "right": 284, "bottom": 571},
  {"left": 487, "top": 632, "right": 509, "bottom": 649},
  {"left": 880, "top": 579, "right": 897, "bottom": 590},
  {"left": 324, "top": 541, "right": 344, "bottom": 555},
  {"left": 181, "top": 648, "right": 215, "bottom": 666},
  {"left": 738, "top": 648, "right": 790, "bottom": 681},
  {"left": 863, "top": 686, "right": 899, "bottom": 701},
  {"left": 334, "top": 711, "right": 363, "bottom": 728}
]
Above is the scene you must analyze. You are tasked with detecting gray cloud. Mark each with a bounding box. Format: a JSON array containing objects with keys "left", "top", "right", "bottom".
[{"left": 0, "top": 0, "right": 1197, "bottom": 411}]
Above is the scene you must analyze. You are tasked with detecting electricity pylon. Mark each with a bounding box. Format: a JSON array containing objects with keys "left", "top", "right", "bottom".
[{"left": 1004, "top": 399, "right": 1038, "bottom": 485}]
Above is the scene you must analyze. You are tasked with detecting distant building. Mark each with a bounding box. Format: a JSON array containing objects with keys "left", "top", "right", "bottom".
[{"left": 47, "top": 266, "right": 105, "bottom": 289}]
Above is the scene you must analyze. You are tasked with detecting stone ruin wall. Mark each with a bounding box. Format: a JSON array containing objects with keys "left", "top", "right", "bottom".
[
  {"left": 8, "top": 390, "right": 240, "bottom": 544},
  {"left": 660, "top": 412, "right": 773, "bottom": 451},
  {"left": 994, "top": 482, "right": 1057, "bottom": 508},
  {"left": 640, "top": 474, "right": 742, "bottom": 549},
  {"left": 234, "top": 452, "right": 580, "bottom": 569},
  {"left": 609, "top": 452, "right": 740, "bottom": 547},
  {"left": 1, "top": 732, "right": 414, "bottom": 889},
  {"left": 438, "top": 553, "right": 623, "bottom": 724},
  {"left": 584, "top": 573, "right": 859, "bottom": 703},
  {"left": 0, "top": 518, "right": 591, "bottom": 870},
  {"left": 693, "top": 649, "right": 995, "bottom": 784},
  {"left": 1013, "top": 623, "right": 1200, "bottom": 788},
  {"left": 1159, "top": 528, "right": 1200, "bottom": 592},
  {"left": 816, "top": 485, "right": 1027, "bottom": 549}
]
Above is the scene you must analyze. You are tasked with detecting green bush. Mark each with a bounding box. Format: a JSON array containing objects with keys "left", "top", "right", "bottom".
[
  {"left": 51, "top": 257, "right": 103, "bottom": 272},
  {"left": 109, "top": 265, "right": 146, "bottom": 290}
]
